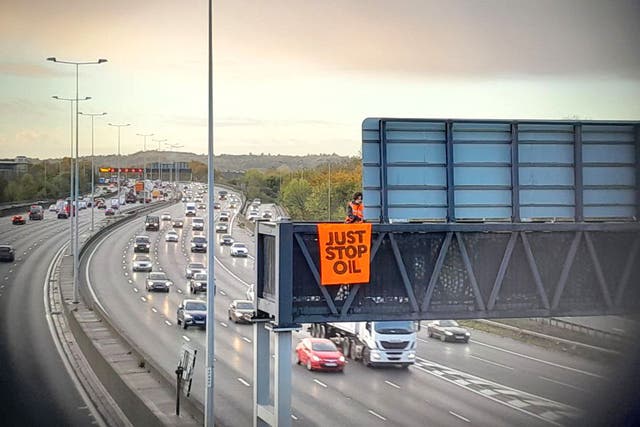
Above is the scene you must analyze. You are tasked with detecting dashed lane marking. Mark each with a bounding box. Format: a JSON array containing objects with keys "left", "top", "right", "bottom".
[
  {"left": 313, "top": 379, "right": 327, "bottom": 388},
  {"left": 140, "top": 297, "right": 147, "bottom": 302},
  {"left": 128, "top": 279, "right": 133, "bottom": 284},
  {"left": 470, "top": 355, "right": 514, "bottom": 370},
  {"left": 152, "top": 308, "right": 158, "bottom": 313},
  {"left": 220, "top": 322, "right": 228, "bottom": 328},
  {"left": 133, "top": 288, "right": 139, "bottom": 293},
  {"left": 449, "top": 411, "right": 470, "bottom": 423},
  {"left": 237, "top": 378, "right": 250, "bottom": 387},
  {"left": 368, "top": 410, "right": 386, "bottom": 421},
  {"left": 242, "top": 336, "right": 251, "bottom": 343},
  {"left": 384, "top": 380, "right": 401, "bottom": 389},
  {"left": 291, "top": 414, "right": 298, "bottom": 421},
  {"left": 539, "top": 376, "right": 587, "bottom": 393},
  {"left": 219, "top": 290, "right": 227, "bottom": 296},
  {"left": 165, "top": 320, "right": 172, "bottom": 326},
  {"left": 182, "top": 336, "right": 191, "bottom": 342}
]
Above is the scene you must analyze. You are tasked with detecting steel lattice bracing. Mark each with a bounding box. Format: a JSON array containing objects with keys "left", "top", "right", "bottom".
[{"left": 255, "top": 221, "right": 640, "bottom": 325}]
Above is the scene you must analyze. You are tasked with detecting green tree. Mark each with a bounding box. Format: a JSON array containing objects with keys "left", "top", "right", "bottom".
[{"left": 280, "top": 178, "right": 312, "bottom": 219}]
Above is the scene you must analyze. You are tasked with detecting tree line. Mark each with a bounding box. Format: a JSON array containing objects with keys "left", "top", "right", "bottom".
[{"left": 2, "top": 158, "right": 363, "bottom": 222}]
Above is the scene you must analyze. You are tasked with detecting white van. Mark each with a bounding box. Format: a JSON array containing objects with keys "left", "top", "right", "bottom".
[
  {"left": 185, "top": 202, "right": 197, "bottom": 217},
  {"left": 192, "top": 217, "right": 204, "bottom": 231}
]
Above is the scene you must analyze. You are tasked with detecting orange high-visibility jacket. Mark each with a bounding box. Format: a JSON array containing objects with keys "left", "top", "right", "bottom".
[{"left": 345, "top": 201, "right": 364, "bottom": 223}]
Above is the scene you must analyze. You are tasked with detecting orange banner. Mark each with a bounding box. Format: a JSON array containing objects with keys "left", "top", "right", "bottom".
[{"left": 317, "top": 223, "right": 372, "bottom": 285}]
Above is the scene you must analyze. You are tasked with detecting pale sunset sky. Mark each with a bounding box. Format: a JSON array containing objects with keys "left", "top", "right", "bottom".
[{"left": 0, "top": 0, "right": 638, "bottom": 159}]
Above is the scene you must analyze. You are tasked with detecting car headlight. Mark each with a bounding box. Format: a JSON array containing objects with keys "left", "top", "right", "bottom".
[
  {"left": 202, "top": 244, "right": 207, "bottom": 248},
  {"left": 465, "top": 332, "right": 470, "bottom": 336},
  {"left": 145, "top": 244, "right": 150, "bottom": 248},
  {"left": 445, "top": 331, "right": 453, "bottom": 336},
  {"left": 167, "top": 281, "right": 173, "bottom": 286},
  {"left": 184, "top": 314, "right": 193, "bottom": 320},
  {"left": 311, "top": 355, "right": 320, "bottom": 362},
  {"left": 339, "top": 355, "right": 345, "bottom": 362},
  {"left": 191, "top": 243, "right": 196, "bottom": 247},
  {"left": 371, "top": 352, "right": 382, "bottom": 360},
  {"left": 407, "top": 352, "right": 416, "bottom": 359}
]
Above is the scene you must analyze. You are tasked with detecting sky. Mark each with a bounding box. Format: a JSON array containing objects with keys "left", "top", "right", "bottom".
[{"left": 0, "top": 0, "right": 638, "bottom": 159}]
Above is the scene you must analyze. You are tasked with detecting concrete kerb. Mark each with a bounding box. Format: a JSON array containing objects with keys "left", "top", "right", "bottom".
[{"left": 56, "top": 201, "right": 204, "bottom": 426}]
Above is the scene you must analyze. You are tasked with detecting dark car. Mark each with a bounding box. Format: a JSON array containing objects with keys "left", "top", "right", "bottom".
[
  {"left": 172, "top": 218, "right": 184, "bottom": 228},
  {"left": 427, "top": 320, "right": 470, "bottom": 343},
  {"left": 0, "top": 245, "right": 16, "bottom": 262},
  {"left": 145, "top": 215, "right": 160, "bottom": 231},
  {"left": 12, "top": 215, "right": 26, "bottom": 225},
  {"left": 134, "top": 235, "right": 151, "bottom": 253},
  {"left": 28, "top": 205, "right": 44, "bottom": 220},
  {"left": 295, "top": 338, "right": 345, "bottom": 372},
  {"left": 189, "top": 273, "right": 208, "bottom": 294},
  {"left": 177, "top": 299, "right": 207, "bottom": 329},
  {"left": 190, "top": 236, "right": 207, "bottom": 253},
  {"left": 219, "top": 234, "right": 234, "bottom": 246},
  {"left": 58, "top": 210, "right": 69, "bottom": 219},
  {"left": 104, "top": 208, "right": 115, "bottom": 216},
  {"left": 228, "top": 300, "right": 254, "bottom": 323}
]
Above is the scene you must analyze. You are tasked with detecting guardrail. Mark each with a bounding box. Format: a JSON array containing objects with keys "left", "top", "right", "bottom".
[{"left": 537, "top": 317, "right": 626, "bottom": 344}]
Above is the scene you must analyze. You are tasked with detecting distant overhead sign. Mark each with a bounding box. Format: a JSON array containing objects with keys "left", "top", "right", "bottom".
[{"left": 99, "top": 167, "right": 143, "bottom": 173}]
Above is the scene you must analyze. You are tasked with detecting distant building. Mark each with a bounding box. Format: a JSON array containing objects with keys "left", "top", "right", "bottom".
[{"left": 0, "top": 156, "right": 29, "bottom": 177}]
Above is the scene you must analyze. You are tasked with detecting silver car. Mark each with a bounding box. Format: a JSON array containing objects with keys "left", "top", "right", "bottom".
[
  {"left": 185, "top": 262, "right": 206, "bottom": 279},
  {"left": 165, "top": 230, "right": 179, "bottom": 242},
  {"left": 427, "top": 320, "right": 470, "bottom": 343},
  {"left": 145, "top": 272, "right": 173, "bottom": 293},
  {"left": 132, "top": 254, "right": 153, "bottom": 272}
]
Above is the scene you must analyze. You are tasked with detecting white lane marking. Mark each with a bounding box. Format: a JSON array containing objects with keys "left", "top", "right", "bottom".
[
  {"left": 470, "top": 355, "right": 514, "bottom": 370},
  {"left": 313, "top": 379, "right": 327, "bottom": 388},
  {"left": 220, "top": 322, "right": 228, "bottom": 328},
  {"left": 242, "top": 336, "right": 252, "bottom": 343},
  {"left": 182, "top": 335, "right": 191, "bottom": 342},
  {"left": 165, "top": 320, "right": 172, "bottom": 326},
  {"left": 151, "top": 308, "right": 158, "bottom": 313},
  {"left": 140, "top": 297, "right": 147, "bottom": 302},
  {"left": 122, "top": 260, "right": 126, "bottom": 264},
  {"left": 384, "top": 380, "right": 401, "bottom": 389},
  {"left": 122, "top": 266, "right": 126, "bottom": 269},
  {"left": 417, "top": 337, "right": 430, "bottom": 343},
  {"left": 133, "top": 288, "right": 139, "bottom": 293},
  {"left": 368, "top": 410, "right": 386, "bottom": 421},
  {"left": 128, "top": 279, "right": 133, "bottom": 284},
  {"left": 449, "top": 411, "right": 470, "bottom": 423},
  {"left": 291, "top": 414, "right": 298, "bottom": 420},
  {"left": 124, "top": 272, "right": 128, "bottom": 276},
  {"left": 539, "top": 376, "right": 587, "bottom": 393},
  {"left": 177, "top": 289, "right": 183, "bottom": 294},
  {"left": 470, "top": 341, "right": 604, "bottom": 379},
  {"left": 219, "top": 290, "right": 226, "bottom": 296},
  {"left": 237, "top": 378, "right": 251, "bottom": 387}
]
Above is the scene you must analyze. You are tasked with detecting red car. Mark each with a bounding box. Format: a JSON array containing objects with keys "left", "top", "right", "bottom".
[
  {"left": 105, "top": 208, "right": 115, "bottom": 216},
  {"left": 12, "top": 215, "right": 26, "bottom": 225},
  {"left": 295, "top": 338, "right": 345, "bottom": 372}
]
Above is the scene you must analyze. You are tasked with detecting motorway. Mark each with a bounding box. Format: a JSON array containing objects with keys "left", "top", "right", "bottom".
[
  {"left": 0, "top": 206, "right": 108, "bottom": 425},
  {"left": 82, "top": 188, "right": 618, "bottom": 427}
]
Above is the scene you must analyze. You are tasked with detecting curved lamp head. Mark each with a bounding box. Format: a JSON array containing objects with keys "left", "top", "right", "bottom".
[
  {"left": 46, "top": 57, "right": 56, "bottom": 62},
  {"left": 98, "top": 59, "right": 108, "bottom": 64}
]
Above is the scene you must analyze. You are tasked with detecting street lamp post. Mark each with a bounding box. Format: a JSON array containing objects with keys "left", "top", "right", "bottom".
[
  {"left": 108, "top": 123, "right": 131, "bottom": 211},
  {"left": 52, "top": 95, "right": 91, "bottom": 304},
  {"left": 79, "top": 112, "right": 107, "bottom": 232},
  {"left": 137, "top": 133, "right": 154, "bottom": 204},
  {"left": 48, "top": 56, "right": 107, "bottom": 304},
  {"left": 153, "top": 138, "right": 167, "bottom": 182},
  {"left": 165, "top": 142, "right": 183, "bottom": 195}
]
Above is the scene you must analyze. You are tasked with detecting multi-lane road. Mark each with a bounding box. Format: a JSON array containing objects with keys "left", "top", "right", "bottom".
[{"left": 80, "top": 188, "right": 618, "bottom": 426}]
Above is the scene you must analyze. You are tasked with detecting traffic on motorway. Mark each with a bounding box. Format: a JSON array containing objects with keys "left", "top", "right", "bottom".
[{"left": 78, "top": 183, "right": 618, "bottom": 426}]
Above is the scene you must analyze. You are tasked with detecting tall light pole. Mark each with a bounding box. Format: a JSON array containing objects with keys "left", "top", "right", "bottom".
[
  {"left": 165, "top": 142, "right": 183, "bottom": 194},
  {"left": 328, "top": 160, "right": 332, "bottom": 221},
  {"left": 52, "top": 95, "right": 91, "bottom": 304},
  {"left": 79, "top": 112, "right": 107, "bottom": 232},
  {"left": 108, "top": 123, "right": 131, "bottom": 210},
  {"left": 47, "top": 56, "right": 107, "bottom": 304},
  {"left": 137, "top": 133, "right": 154, "bottom": 204},
  {"left": 206, "top": 0, "right": 216, "bottom": 424},
  {"left": 152, "top": 138, "right": 167, "bottom": 181}
]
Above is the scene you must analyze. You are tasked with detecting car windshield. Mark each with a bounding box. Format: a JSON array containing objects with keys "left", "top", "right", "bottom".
[
  {"left": 167, "top": 231, "right": 177, "bottom": 235},
  {"left": 236, "top": 302, "right": 253, "bottom": 310},
  {"left": 193, "top": 273, "right": 207, "bottom": 281},
  {"left": 185, "top": 301, "right": 207, "bottom": 311},
  {"left": 233, "top": 244, "right": 247, "bottom": 249},
  {"left": 188, "top": 263, "right": 205, "bottom": 269},
  {"left": 193, "top": 237, "right": 207, "bottom": 243},
  {"left": 134, "top": 255, "right": 150, "bottom": 261},
  {"left": 439, "top": 320, "right": 459, "bottom": 327},
  {"left": 0, "top": 247, "right": 11, "bottom": 253},
  {"left": 374, "top": 321, "right": 415, "bottom": 334},
  {"left": 148, "top": 273, "right": 167, "bottom": 280},
  {"left": 136, "top": 237, "right": 150, "bottom": 243},
  {"left": 311, "top": 341, "right": 337, "bottom": 352}
]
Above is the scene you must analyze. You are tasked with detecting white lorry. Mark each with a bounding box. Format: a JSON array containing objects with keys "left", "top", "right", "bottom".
[{"left": 310, "top": 320, "right": 416, "bottom": 368}]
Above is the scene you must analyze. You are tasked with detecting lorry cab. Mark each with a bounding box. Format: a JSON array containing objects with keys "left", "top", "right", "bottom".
[{"left": 185, "top": 202, "right": 197, "bottom": 217}]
